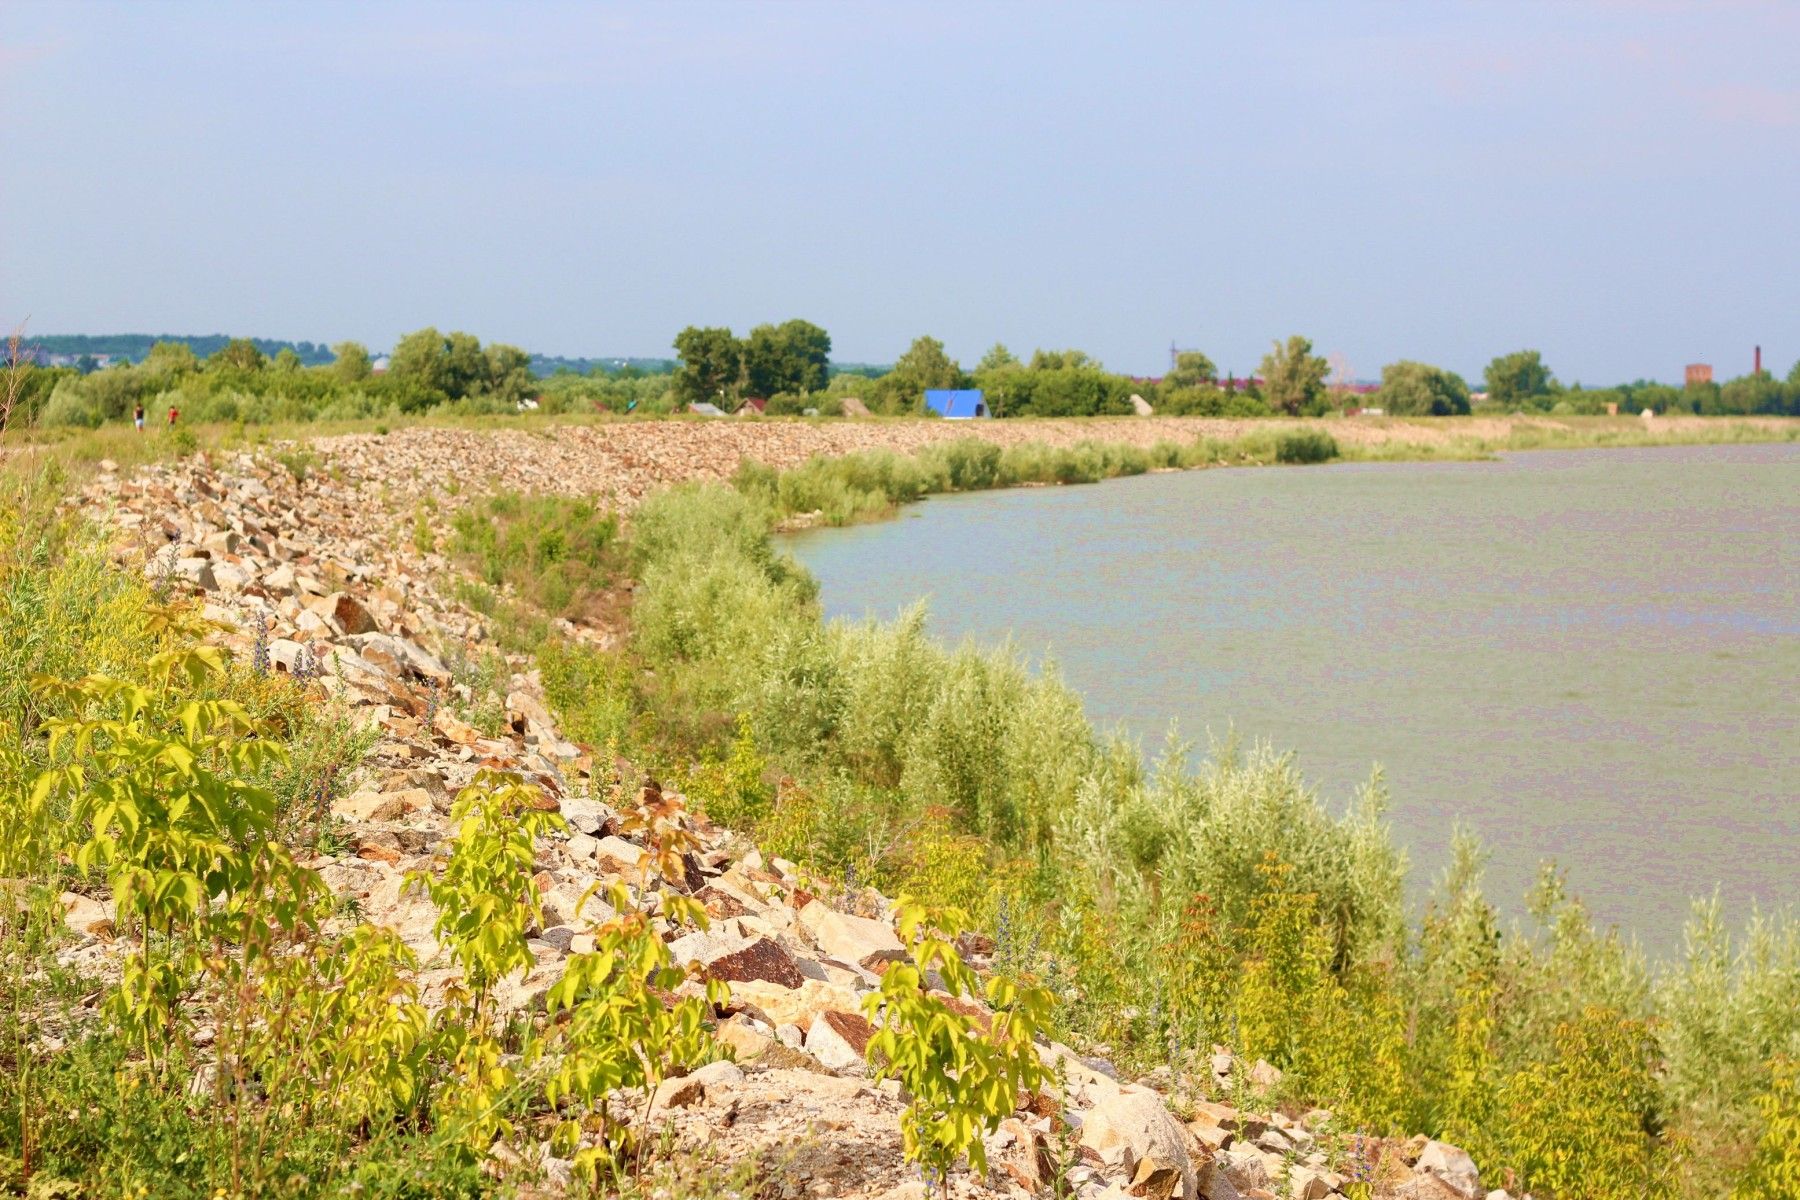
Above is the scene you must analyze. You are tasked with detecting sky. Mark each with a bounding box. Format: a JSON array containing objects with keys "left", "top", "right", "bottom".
[{"left": 2, "top": 1, "right": 1796, "bottom": 383}]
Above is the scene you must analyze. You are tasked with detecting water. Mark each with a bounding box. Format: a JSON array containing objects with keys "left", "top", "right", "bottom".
[{"left": 779, "top": 443, "right": 1800, "bottom": 947}]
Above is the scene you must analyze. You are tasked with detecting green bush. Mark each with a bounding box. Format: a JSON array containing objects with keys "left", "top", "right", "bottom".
[
  {"left": 449, "top": 491, "right": 619, "bottom": 617},
  {"left": 38, "top": 379, "right": 102, "bottom": 428},
  {"left": 1157, "top": 384, "right": 1273, "bottom": 417},
  {"left": 1275, "top": 428, "right": 1339, "bottom": 463}
]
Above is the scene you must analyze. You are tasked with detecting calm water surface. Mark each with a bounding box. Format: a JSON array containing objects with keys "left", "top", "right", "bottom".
[{"left": 779, "top": 443, "right": 1800, "bottom": 946}]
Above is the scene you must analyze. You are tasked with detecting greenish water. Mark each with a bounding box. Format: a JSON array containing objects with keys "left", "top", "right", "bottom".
[{"left": 780, "top": 443, "right": 1800, "bottom": 947}]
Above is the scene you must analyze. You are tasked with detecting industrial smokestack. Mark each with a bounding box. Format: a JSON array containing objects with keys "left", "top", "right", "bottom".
[{"left": 1755, "top": 345, "right": 1762, "bottom": 376}]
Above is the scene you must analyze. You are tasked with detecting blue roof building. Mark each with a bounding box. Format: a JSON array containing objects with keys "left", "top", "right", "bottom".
[{"left": 923, "top": 389, "right": 988, "bottom": 419}]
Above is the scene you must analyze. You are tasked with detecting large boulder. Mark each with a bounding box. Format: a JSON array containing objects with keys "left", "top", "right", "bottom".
[
  {"left": 58, "top": 891, "right": 114, "bottom": 940},
  {"left": 1416, "top": 1141, "right": 1481, "bottom": 1199},
  {"left": 804, "top": 1008, "right": 875, "bottom": 1073},
  {"left": 172, "top": 557, "right": 216, "bottom": 589},
  {"left": 650, "top": 1058, "right": 743, "bottom": 1112},
  {"left": 348, "top": 632, "right": 451, "bottom": 684},
  {"left": 1078, "top": 1089, "right": 1196, "bottom": 1200},
  {"left": 328, "top": 592, "right": 380, "bottom": 636},
  {"left": 798, "top": 900, "right": 903, "bottom": 968},
  {"left": 668, "top": 929, "right": 807, "bottom": 989},
  {"left": 730, "top": 978, "right": 864, "bottom": 1030}
]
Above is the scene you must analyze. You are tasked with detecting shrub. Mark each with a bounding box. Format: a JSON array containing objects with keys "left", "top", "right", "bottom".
[
  {"left": 1158, "top": 384, "right": 1273, "bottom": 418},
  {"left": 38, "top": 379, "right": 101, "bottom": 428},
  {"left": 682, "top": 713, "right": 773, "bottom": 831},
  {"left": 450, "top": 491, "right": 619, "bottom": 617},
  {"left": 543, "top": 879, "right": 725, "bottom": 1181},
  {"left": 1494, "top": 1007, "right": 1668, "bottom": 1199},
  {"left": 539, "top": 639, "right": 637, "bottom": 751},
  {"left": 35, "top": 650, "right": 324, "bottom": 1057},
  {"left": 408, "top": 772, "right": 564, "bottom": 1152},
  {"left": 915, "top": 439, "right": 1001, "bottom": 491},
  {"left": 863, "top": 901, "right": 1052, "bottom": 1193},
  {"left": 1275, "top": 428, "right": 1339, "bottom": 463},
  {"left": 1735, "top": 1058, "right": 1800, "bottom": 1199}
]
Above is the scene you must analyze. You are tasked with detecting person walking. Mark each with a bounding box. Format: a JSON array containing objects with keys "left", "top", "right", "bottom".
[
  {"left": 134, "top": 403, "right": 145, "bottom": 432},
  {"left": 167, "top": 403, "right": 179, "bottom": 429}
]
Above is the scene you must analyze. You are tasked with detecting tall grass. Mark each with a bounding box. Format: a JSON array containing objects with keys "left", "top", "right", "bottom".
[{"left": 732, "top": 433, "right": 1328, "bottom": 529}]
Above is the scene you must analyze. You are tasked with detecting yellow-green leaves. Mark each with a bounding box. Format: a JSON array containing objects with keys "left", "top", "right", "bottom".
[
  {"left": 863, "top": 899, "right": 1052, "bottom": 1192},
  {"left": 403, "top": 772, "right": 564, "bottom": 1154},
  {"left": 1735, "top": 1058, "right": 1800, "bottom": 1200},
  {"left": 30, "top": 665, "right": 319, "bottom": 1057},
  {"left": 1496, "top": 1006, "right": 1667, "bottom": 1199},
  {"left": 541, "top": 873, "right": 725, "bottom": 1181},
  {"left": 409, "top": 770, "right": 564, "bottom": 996}
]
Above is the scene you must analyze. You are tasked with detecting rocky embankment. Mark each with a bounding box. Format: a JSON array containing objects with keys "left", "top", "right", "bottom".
[
  {"left": 301, "top": 410, "right": 1790, "bottom": 514},
  {"left": 62, "top": 447, "right": 1514, "bottom": 1199},
  {"left": 309, "top": 414, "right": 1543, "bottom": 514}
]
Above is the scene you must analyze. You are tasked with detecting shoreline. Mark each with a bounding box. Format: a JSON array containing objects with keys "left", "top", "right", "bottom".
[{"left": 5, "top": 411, "right": 1794, "bottom": 509}]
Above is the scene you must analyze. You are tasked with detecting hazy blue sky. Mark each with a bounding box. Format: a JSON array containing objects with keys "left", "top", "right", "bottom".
[{"left": 3, "top": 1, "right": 1795, "bottom": 381}]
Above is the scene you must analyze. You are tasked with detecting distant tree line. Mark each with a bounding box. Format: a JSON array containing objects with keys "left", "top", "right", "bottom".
[
  {"left": 19, "top": 330, "right": 559, "bottom": 429},
  {"left": 1477, "top": 348, "right": 1800, "bottom": 416},
  {"left": 10, "top": 320, "right": 1798, "bottom": 432}
]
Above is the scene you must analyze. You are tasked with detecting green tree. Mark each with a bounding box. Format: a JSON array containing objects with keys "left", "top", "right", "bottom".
[
  {"left": 894, "top": 336, "right": 962, "bottom": 390},
  {"left": 744, "top": 319, "right": 831, "bottom": 397},
  {"left": 1718, "top": 373, "right": 1790, "bottom": 416},
  {"left": 1378, "top": 360, "right": 1471, "bottom": 416},
  {"left": 209, "top": 338, "right": 266, "bottom": 373},
  {"left": 484, "top": 342, "right": 534, "bottom": 405},
  {"left": 389, "top": 327, "right": 451, "bottom": 397},
  {"left": 331, "top": 340, "right": 372, "bottom": 383},
  {"left": 142, "top": 341, "right": 199, "bottom": 375},
  {"left": 673, "top": 326, "right": 744, "bottom": 407},
  {"left": 1000, "top": 362, "right": 1133, "bottom": 417},
  {"left": 1028, "top": 348, "right": 1095, "bottom": 371},
  {"left": 1788, "top": 360, "right": 1800, "bottom": 387},
  {"left": 1483, "top": 349, "right": 1555, "bottom": 409},
  {"left": 1166, "top": 350, "right": 1218, "bottom": 389},
  {"left": 1259, "top": 335, "right": 1329, "bottom": 416},
  {"left": 976, "top": 343, "right": 1019, "bottom": 372},
  {"left": 782, "top": 319, "right": 831, "bottom": 392},
  {"left": 271, "top": 347, "right": 303, "bottom": 373},
  {"left": 867, "top": 335, "right": 965, "bottom": 413},
  {"left": 972, "top": 345, "right": 1026, "bottom": 414},
  {"left": 441, "top": 331, "right": 490, "bottom": 399}
]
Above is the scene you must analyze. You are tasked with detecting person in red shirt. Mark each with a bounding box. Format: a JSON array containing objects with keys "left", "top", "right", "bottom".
[{"left": 167, "top": 405, "right": 179, "bottom": 428}]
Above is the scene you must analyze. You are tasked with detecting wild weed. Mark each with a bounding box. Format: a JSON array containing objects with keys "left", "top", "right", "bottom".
[{"left": 863, "top": 900, "right": 1053, "bottom": 1196}]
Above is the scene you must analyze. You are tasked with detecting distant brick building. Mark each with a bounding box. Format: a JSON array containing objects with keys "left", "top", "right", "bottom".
[{"left": 1685, "top": 363, "right": 1713, "bottom": 387}]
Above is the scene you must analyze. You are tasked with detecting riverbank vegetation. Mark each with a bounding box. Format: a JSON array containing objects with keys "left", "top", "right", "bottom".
[{"left": 470, "top": 450, "right": 1800, "bottom": 1199}]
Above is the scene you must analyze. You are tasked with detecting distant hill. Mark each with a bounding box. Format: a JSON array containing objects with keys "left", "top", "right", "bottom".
[
  {"left": 30, "top": 334, "right": 335, "bottom": 368},
  {"left": 530, "top": 354, "right": 678, "bottom": 377},
  {"left": 30, "top": 335, "right": 891, "bottom": 380}
]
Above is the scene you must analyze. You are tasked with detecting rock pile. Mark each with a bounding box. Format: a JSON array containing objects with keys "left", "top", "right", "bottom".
[{"left": 63, "top": 449, "right": 1510, "bottom": 1200}]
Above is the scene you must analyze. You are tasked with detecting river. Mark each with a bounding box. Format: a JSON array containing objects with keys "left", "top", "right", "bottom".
[{"left": 778, "top": 442, "right": 1800, "bottom": 948}]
